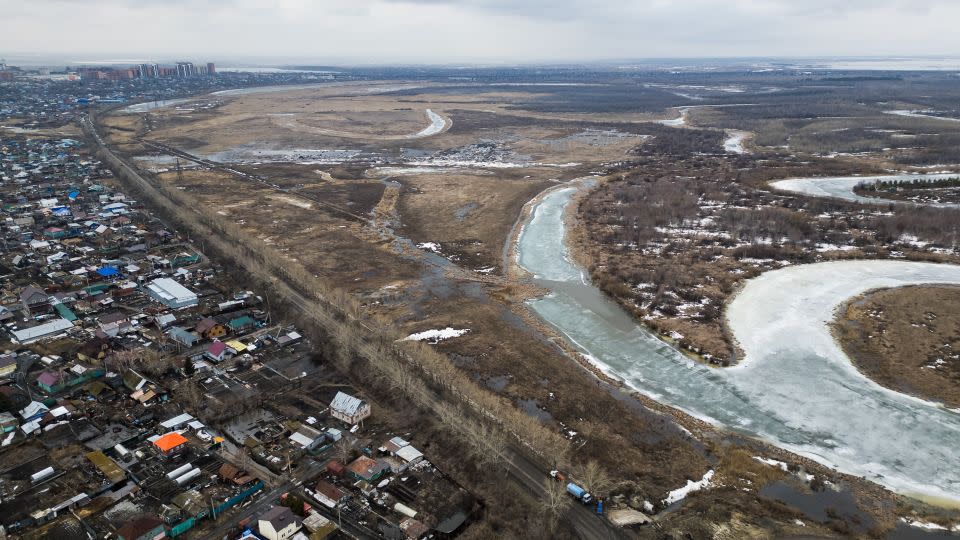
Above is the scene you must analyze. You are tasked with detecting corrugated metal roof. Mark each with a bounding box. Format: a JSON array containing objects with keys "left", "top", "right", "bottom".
[
  {"left": 12, "top": 318, "right": 73, "bottom": 343},
  {"left": 330, "top": 391, "right": 365, "bottom": 416},
  {"left": 145, "top": 277, "right": 197, "bottom": 304}
]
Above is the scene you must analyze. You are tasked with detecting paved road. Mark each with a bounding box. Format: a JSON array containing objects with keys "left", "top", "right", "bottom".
[{"left": 505, "top": 449, "right": 629, "bottom": 540}]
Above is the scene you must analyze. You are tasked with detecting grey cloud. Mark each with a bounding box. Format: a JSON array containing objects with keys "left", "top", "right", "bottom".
[{"left": 3, "top": 0, "right": 960, "bottom": 62}]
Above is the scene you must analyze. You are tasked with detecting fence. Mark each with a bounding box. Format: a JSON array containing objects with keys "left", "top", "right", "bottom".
[{"left": 166, "top": 481, "right": 265, "bottom": 538}]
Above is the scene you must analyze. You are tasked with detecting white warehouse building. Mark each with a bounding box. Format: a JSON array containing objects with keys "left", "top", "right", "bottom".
[{"left": 145, "top": 278, "right": 198, "bottom": 309}]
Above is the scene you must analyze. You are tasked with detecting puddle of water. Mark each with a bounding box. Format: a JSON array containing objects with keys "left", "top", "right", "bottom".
[
  {"left": 454, "top": 202, "right": 479, "bottom": 221},
  {"left": 888, "top": 523, "right": 960, "bottom": 539},
  {"left": 516, "top": 398, "right": 554, "bottom": 423},
  {"left": 760, "top": 481, "right": 874, "bottom": 530},
  {"left": 485, "top": 375, "right": 510, "bottom": 392}
]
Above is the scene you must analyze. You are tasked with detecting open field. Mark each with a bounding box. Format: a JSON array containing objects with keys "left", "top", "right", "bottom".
[
  {"left": 97, "top": 72, "right": 960, "bottom": 536},
  {"left": 834, "top": 285, "right": 960, "bottom": 408}
]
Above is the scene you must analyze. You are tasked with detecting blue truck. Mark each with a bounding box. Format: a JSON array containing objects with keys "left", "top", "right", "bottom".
[{"left": 566, "top": 482, "right": 593, "bottom": 504}]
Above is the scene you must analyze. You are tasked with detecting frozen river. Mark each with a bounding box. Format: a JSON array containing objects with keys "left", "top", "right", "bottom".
[
  {"left": 723, "top": 130, "right": 748, "bottom": 154},
  {"left": 517, "top": 185, "right": 960, "bottom": 503},
  {"left": 885, "top": 110, "right": 960, "bottom": 123},
  {"left": 412, "top": 109, "right": 448, "bottom": 138},
  {"left": 121, "top": 98, "right": 193, "bottom": 113},
  {"left": 771, "top": 172, "right": 960, "bottom": 208}
]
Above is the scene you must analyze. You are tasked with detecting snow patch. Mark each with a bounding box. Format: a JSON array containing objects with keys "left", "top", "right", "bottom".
[
  {"left": 403, "top": 328, "right": 470, "bottom": 343},
  {"left": 417, "top": 242, "right": 441, "bottom": 253},
  {"left": 663, "top": 469, "right": 714, "bottom": 505}
]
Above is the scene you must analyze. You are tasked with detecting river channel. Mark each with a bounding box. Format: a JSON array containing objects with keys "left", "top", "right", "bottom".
[{"left": 516, "top": 185, "right": 960, "bottom": 504}]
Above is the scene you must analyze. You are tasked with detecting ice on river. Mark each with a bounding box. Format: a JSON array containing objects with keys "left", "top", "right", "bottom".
[
  {"left": 657, "top": 108, "right": 688, "bottom": 127},
  {"left": 885, "top": 110, "right": 960, "bottom": 123},
  {"left": 411, "top": 109, "right": 448, "bottom": 138},
  {"left": 770, "top": 172, "right": 960, "bottom": 208},
  {"left": 121, "top": 98, "right": 192, "bottom": 113},
  {"left": 517, "top": 186, "right": 960, "bottom": 504},
  {"left": 723, "top": 130, "right": 749, "bottom": 154}
]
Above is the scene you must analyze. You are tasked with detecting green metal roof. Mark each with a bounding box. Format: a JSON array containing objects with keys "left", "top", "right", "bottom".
[{"left": 54, "top": 303, "right": 78, "bottom": 322}]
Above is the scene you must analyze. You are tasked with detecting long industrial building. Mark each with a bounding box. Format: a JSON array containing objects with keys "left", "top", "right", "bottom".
[{"left": 145, "top": 278, "right": 198, "bottom": 309}]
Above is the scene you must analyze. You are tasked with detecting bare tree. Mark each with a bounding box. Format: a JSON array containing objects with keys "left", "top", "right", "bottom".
[
  {"left": 173, "top": 381, "right": 203, "bottom": 411},
  {"left": 333, "top": 438, "right": 354, "bottom": 464},
  {"left": 541, "top": 479, "right": 571, "bottom": 532},
  {"left": 574, "top": 460, "right": 613, "bottom": 497}
]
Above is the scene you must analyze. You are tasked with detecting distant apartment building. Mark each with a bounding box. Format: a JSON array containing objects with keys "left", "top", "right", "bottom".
[
  {"left": 77, "top": 61, "right": 216, "bottom": 81},
  {"left": 176, "top": 62, "right": 195, "bottom": 78},
  {"left": 137, "top": 63, "right": 160, "bottom": 78}
]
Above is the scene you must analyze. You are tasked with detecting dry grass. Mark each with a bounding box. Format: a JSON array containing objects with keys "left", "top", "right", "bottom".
[
  {"left": 834, "top": 285, "right": 960, "bottom": 408},
  {"left": 395, "top": 171, "right": 554, "bottom": 268}
]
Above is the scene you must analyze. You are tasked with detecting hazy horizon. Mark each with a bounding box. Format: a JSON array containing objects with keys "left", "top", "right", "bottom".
[{"left": 4, "top": 0, "right": 960, "bottom": 65}]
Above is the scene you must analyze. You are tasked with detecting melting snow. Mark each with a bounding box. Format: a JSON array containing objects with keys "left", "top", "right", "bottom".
[
  {"left": 663, "top": 470, "right": 715, "bottom": 505},
  {"left": 404, "top": 328, "right": 470, "bottom": 343}
]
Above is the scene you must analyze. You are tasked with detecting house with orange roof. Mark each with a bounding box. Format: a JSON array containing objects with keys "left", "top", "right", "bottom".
[{"left": 153, "top": 431, "right": 188, "bottom": 456}]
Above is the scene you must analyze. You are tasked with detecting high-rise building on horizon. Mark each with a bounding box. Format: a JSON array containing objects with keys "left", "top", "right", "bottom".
[{"left": 175, "top": 62, "right": 195, "bottom": 78}]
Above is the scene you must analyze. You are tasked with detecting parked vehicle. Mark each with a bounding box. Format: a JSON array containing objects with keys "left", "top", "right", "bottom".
[{"left": 566, "top": 482, "right": 593, "bottom": 504}]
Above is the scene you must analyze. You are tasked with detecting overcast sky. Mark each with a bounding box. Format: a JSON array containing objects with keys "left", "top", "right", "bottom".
[{"left": 4, "top": 0, "right": 960, "bottom": 65}]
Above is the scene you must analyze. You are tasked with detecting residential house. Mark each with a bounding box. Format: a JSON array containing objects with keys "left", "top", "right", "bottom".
[
  {"left": 195, "top": 317, "right": 227, "bottom": 340},
  {"left": 301, "top": 512, "right": 337, "bottom": 538},
  {"left": 122, "top": 369, "right": 149, "bottom": 392},
  {"left": 20, "top": 285, "right": 51, "bottom": 314},
  {"left": 153, "top": 431, "right": 188, "bottom": 456},
  {"left": 218, "top": 463, "right": 255, "bottom": 486},
  {"left": 36, "top": 364, "right": 103, "bottom": 393},
  {"left": 0, "top": 411, "right": 18, "bottom": 433},
  {"left": 329, "top": 391, "right": 371, "bottom": 425},
  {"left": 258, "top": 505, "right": 302, "bottom": 540},
  {"left": 288, "top": 425, "right": 325, "bottom": 451},
  {"left": 167, "top": 326, "right": 199, "bottom": 348},
  {"left": 20, "top": 400, "right": 49, "bottom": 422},
  {"left": 382, "top": 436, "right": 424, "bottom": 473},
  {"left": 0, "top": 353, "right": 16, "bottom": 378},
  {"left": 116, "top": 515, "right": 166, "bottom": 540},
  {"left": 37, "top": 371, "right": 65, "bottom": 393},
  {"left": 346, "top": 456, "right": 390, "bottom": 482},
  {"left": 227, "top": 315, "right": 256, "bottom": 334},
  {"left": 154, "top": 313, "right": 177, "bottom": 329},
  {"left": 205, "top": 340, "right": 227, "bottom": 362},
  {"left": 312, "top": 480, "right": 345, "bottom": 509}
]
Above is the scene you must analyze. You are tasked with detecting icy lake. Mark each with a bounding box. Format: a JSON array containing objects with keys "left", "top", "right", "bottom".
[{"left": 517, "top": 185, "right": 960, "bottom": 503}]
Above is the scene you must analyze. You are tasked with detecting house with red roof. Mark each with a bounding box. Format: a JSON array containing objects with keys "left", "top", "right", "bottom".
[{"left": 205, "top": 340, "right": 228, "bottom": 362}]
